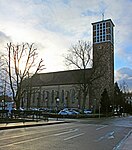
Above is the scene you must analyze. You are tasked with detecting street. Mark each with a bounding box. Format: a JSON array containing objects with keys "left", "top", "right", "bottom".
[{"left": 0, "top": 116, "right": 131, "bottom": 150}]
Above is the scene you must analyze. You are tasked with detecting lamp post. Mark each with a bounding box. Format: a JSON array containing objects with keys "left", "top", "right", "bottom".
[
  {"left": 2, "top": 100, "right": 5, "bottom": 118},
  {"left": 2, "top": 100, "right": 5, "bottom": 110},
  {"left": 56, "top": 97, "right": 59, "bottom": 120},
  {"left": 45, "top": 97, "right": 48, "bottom": 108},
  {"left": 56, "top": 98, "right": 59, "bottom": 111}
]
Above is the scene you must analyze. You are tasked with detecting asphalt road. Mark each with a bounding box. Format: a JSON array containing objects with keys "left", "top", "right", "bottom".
[{"left": 0, "top": 116, "right": 131, "bottom": 150}]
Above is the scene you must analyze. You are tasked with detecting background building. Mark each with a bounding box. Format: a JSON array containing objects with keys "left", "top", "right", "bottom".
[{"left": 21, "top": 18, "right": 115, "bottom": 111}]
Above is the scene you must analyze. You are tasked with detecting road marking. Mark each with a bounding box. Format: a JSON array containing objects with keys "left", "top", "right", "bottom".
[
  {"left": 54, "top": 128, "right": 78, "bottom": 136},
  {"left": 96, "top": 136, "right": 104, "bottom": 141},
  {"left": 64, "top": 133, "right": 84, "bottom": 141},
  {"left": 96, "top": 125, "right": 108, "bottom": 131},
  {"left": 108, "top": 135, "right": 114, "bottom": 139},
  {"left": 95, "top": 131, "right": 115, "bottom": 142},
  {"left": 0, "top": 125, "right": 77, "bottom": 141},
  {"left": 0, "top": 130, "right": 83, "bottom": 148},
  {"left": 0, "top": 134, "right": 53, "bottom": 148}
]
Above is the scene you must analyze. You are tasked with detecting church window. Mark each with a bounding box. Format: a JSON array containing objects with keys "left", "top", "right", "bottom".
[
  {"left": 106, "top": 22, "right": 110, "bottom": 27},
  {"left": 106, "top": 35, "right": 109, "bottom": 40},
  {"left": 103, "top": 36, "right": 105, "bottom": 41},
  {"left": 61, "top": 90, "right": 64, "bottom": 103},
  {"left": 103, "top": 29, "right": 105, "bottom": 35},
  {"left": 51, "top": 90, "right": 54, "bottom": 104},
  {"left": 97, "top": 24, "right": 99, "bottom": 30},
  {"left": 55, "top": 91, "right": 59, "bottom": 101},
  {"left": 97, "top": 31, "right": 99, "bottom": 36},
  {"left": 71, "top": 89, "right": 75, "bottom": 103},
  {"left": 93, "top": 25, "right": 96, "bottom": 30},
  {"left": 106, "top": 28, "right": 109, "bottom": 34},
  {"left": 42, "top": 90, "right": 45, "bottom": 101},
  {"left": 100, "top": 24, "right": 102, "bottom": 29},
  {"left": 103, "top": 22, "right": 105, "bottom": 28}
]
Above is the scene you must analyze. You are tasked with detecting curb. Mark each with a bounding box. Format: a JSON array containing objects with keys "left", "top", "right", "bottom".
[
  {"left": 0, "top": 121, "right": 69, "bottom": 130},
  {"left": 113, "top": 129, "right": 132, "bottom": 150}
]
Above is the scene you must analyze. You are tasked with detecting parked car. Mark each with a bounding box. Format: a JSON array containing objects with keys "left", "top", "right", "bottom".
[
  {"left": 58, "top": 110, "right": 73, "bottom": 115},
  {"left": 62, "top": 108, "right": 69, "bottom": 111},
  {"left": 83, "top": 109, "right": 92, "bottom": 114},
  {"left": 19, "top": 107, "right": 25, "bottom": 111},
  {"left": 58, "top": 108, "right": 80, "bottom": 115},
  {"left": 70, "top": 109, "right": 80, "bottom": 115}
]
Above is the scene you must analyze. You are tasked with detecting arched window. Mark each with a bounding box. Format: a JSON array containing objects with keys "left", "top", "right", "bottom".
[
  {"left": 33, "top": 88, "right": 35, "bottom": 104},
  {"left": 45, "top": 91, "right": 49, "bottom": 108},
  {"left": 51, "top": 90, "right": 54, "bottom": 104},
  {"left": 71, "top": 89, "right": 75, "bottom": 103},
  {"left": 61, "top": 90, "right": 64, "bottom": 103},
  {"left": 65, "top": 91, "right": 70, "bottom": 107},
  {"left": 42, "top": 90, "right": 45, "bottom": 106}
]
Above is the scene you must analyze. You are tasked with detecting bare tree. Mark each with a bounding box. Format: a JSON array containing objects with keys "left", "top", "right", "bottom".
[
  {"left": 120, "top": 80, "right": 129, "bottom": 93},
  {"left": 0, "top": 56, "right": 8, "bottom": 99},
  {"left": 1, "top": 43, "right": 45, "bottom": 109},
  {"left": 64, "top": 40, "right": 107, "bottom": 111},
  {"left": 65, "top": 40, "right": 92, "bottom": 70}
]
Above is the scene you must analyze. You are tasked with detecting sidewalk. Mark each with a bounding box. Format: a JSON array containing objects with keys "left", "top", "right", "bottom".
[{"left": 0, "top": 119, "right": 67, "bottom": 130}]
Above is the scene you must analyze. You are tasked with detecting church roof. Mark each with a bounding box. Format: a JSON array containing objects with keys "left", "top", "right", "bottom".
[{"left": 28, "top": 69, "right": 92, "bottom": 87}]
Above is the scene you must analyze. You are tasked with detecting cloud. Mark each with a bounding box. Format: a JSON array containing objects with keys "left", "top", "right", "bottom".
[
  {"left": 115, "top": 67, "right": 132, "bottom": 92},
  {"left": 0, "top": 31, "right": 11, "bottom": 42},
  {"left": 0, "top": 0, "right": 131, "bottom": 92},
  {"left": 0, "top": 0, "right": 131, "bottom": 73},
  {"left": 0, "top": 31, "right": 11, "bottom": 53}
]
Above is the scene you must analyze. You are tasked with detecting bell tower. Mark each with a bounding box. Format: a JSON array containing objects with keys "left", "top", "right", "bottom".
[{"left": 91, "top": 19, "right": 115, "bottom": 102}]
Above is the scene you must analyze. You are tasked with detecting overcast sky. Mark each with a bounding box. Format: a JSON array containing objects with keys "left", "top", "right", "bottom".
[{"left": 0, "top": 0, "right": 132, "bottom": 91}]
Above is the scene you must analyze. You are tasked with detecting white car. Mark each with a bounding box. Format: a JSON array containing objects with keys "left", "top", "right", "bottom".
[
  {"left": 58, "top": 109, "right": 80, "bottom": 115},
  {"left": 83, "top": 109, "right": 92, "bottom": 114},
  {"left": 70, "top": 109, "right": 80, "bottom": 115},
  {"left": 58, "top": 110, "right": 72, "bottom": 115}
]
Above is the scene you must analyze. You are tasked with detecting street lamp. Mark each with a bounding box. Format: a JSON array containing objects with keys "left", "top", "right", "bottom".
[
  {"left": 56, "top": 98, "right": 59, "bottom": 121},
  {"left": 2, "top": 100, "right": 5, "bottom": 110},
  {"left": 45, "top": 97, "right": 48, "bottom": 108},
  {"left": 56, "top": 98, "right": 60, "bottom": 111}
]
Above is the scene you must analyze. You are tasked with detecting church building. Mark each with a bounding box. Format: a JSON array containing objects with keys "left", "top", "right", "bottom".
[{"left": 21, "top": 18, "right": 115, "bottom": 111}]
